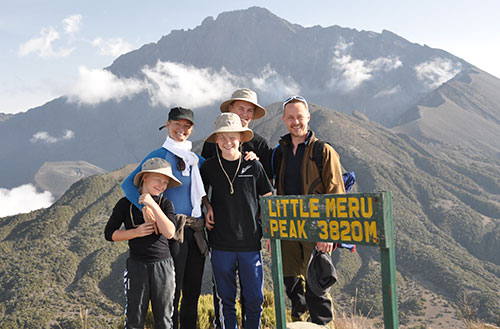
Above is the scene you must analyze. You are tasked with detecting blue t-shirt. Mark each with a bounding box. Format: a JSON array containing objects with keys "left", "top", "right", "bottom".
[{"left": 122, "top": 147, "right": 205, "bottom": 216}]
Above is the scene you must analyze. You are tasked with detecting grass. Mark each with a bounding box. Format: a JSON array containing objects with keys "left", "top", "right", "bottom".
[{"left": 111, "top": 289, "right": 500, "bottom": 329}]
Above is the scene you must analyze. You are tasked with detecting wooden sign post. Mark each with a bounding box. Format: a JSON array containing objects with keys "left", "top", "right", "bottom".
[{"left": 260, "top": 191, "right": 398, "bottom": 329}]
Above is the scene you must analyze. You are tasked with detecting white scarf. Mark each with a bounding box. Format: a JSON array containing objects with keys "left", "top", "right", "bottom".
[{"left": 162, "top": 137, "right": 206, "bottom": 217}]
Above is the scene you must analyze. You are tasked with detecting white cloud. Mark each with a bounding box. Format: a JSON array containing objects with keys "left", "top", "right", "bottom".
[
  {"left": 67, "top": 61, "right": 299, "bottom": 108},
  {"left": 331, "top": 55, "right": 372, "bottom": 90},
  {"left": 18, "top": 26, "right": 75, "bottom": 58},
  {"left": 329, "top": 40, "right": 402, "bottom": 92},
  {"left": 374, "top": 85, "right": 401, "bottom": 98},
  {"left": 142, "top": 61, "right": 237, "bottom": 108},
  {"left": 251, "top": 65, "right": 300, "bottom": 97},
  {"left": 30, "top": 129, "right": 75, "bottom": 143},
  {"left": 334, "top": 39, "right": 351, "bottom": 55},
  {"left": 92, "top": 37, "right": 133, "bottom": 57},
  {"left": 370, "top": 57, "right": 403, "bottom": 71},
  {"left": 67, "top": 66, "right": 145, "bottom": 105},
  {"left": 0, "top": 184, "right": 54, "bottom": 217},
  {"left": 414, "top": 58, "right": 462, "bottom": 89},
  {"left": 62, "top": 14, "right": 82, "bottom": 35}
]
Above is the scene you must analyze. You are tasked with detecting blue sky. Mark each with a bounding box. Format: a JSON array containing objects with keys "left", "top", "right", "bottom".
[{"left": 1, "top": 0, "right": 499, "bottom": 115}]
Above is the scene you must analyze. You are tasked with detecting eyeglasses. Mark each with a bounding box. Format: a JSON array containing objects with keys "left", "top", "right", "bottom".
[
  {"left": 175, "top": 156, "right": 186, "bottom": 171},
  {"left": 282, "top": 95, "right": 309, "bottom": 111}
]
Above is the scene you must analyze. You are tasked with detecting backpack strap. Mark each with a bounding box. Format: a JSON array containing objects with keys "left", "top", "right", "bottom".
[
  {"left": 311, "top": 140, "right": 325, "bottom": 176},
  {"left": 271, "top": 144, "right": 281, "bottom": 180},
  {"left": 312, "top": 140, "right": 356, "bottom": 192}
]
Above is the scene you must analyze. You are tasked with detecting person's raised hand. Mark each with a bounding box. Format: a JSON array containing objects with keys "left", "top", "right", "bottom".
[{"left": 244, "top": 151, "right": 259, "bottom": 161}]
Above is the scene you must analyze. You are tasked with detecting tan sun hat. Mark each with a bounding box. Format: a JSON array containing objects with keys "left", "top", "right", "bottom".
[
  {"left": 205, "top": 112, "right": 254, "bottom": 143},
  {"left": 133, "top": 157, "right": 182, "bottom": 188},
  {"left": 219, "top": 88, "right": 266, "bottom": 119}
]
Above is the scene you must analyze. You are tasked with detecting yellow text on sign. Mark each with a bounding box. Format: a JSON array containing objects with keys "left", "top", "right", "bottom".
[
  {"left": 267, "top": 198, "right": 320, "bottom": 218},
  {"left": 267, "top": 196, "right": 374, "bottom": 219},
  {"left": 317, "top": 220, "right": 378, "bottom": 243},
  {"left": 268, "top": 219, "right": 308, "bottom": 239}
]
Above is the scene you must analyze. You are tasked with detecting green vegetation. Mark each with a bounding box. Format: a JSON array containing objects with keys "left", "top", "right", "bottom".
[
  {"left": 1, "top": 107, "right": 500, "bottom": 327},
  {"left": 114, "top": 290, "right": 277, "bottom": 329},
  {"left": 0, "top": 173, "right": 126, "bottom": 328}
]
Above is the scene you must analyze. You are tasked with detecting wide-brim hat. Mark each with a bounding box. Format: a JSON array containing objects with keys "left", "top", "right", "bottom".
[
  {"left": 205, "top": 112, "right": 254, "bottom": 143},
  {"left": 133, "top": 157, "right": 182, "bottom": 188},
  {"left": 219, "top": 88, "right": 266, "bottom": 119}
]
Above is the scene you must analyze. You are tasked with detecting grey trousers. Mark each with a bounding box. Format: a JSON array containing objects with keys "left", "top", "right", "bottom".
[{"left": 124, "top": 257, "right": 175, "bottom": 329}]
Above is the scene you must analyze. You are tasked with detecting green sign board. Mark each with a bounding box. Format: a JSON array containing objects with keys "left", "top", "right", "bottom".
[{"left": 260, "top": 191, "right": 398, "bottom": 329}]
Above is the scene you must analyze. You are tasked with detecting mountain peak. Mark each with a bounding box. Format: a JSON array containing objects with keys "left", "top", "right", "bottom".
[
  {"left": 217, "top": 6, "right": 282, "bottom": 20},
  {"left": 211, "top": 6, "right": 302, "bottom": 34}
]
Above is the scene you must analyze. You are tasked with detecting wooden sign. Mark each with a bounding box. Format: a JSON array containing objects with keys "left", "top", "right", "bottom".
[
  {"left": 262, "top": 193, "right": 388, "bottom": 247},
  {"left": 260, "top": 191, "right": 398, "bottom": 329}
]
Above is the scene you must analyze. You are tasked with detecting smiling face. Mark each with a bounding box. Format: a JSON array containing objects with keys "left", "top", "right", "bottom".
[
  {"left": 141, "top": 172, "right": 170, "bottom": 196},
  {"left": 228, "top": 100, "right": 255, "bottom": 128},
  {"left": 215, "top": 132, "right": 242, "bottom": 160},
  {"left": 282, "top": 101, "right": 310, "bottom": 139},
  {"left": 166, "top": 119, "right": 193, "bottom": 142}
]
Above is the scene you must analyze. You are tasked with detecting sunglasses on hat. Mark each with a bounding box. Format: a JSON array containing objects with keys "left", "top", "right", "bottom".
[{"left": 282, "top": 95, "right": 309, "bottom": 111}]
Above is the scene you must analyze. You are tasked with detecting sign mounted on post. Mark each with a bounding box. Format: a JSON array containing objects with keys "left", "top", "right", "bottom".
[
  {"left": 260, "top": 191, "right": 398, "bottom": 329},
  {"left": 263, "top": 193, "right": 383, "bottom": 246}
]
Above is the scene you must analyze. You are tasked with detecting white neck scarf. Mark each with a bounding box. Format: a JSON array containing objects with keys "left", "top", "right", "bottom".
[{"left": 162, "top": 137, "right": 206, "bottom": 217}]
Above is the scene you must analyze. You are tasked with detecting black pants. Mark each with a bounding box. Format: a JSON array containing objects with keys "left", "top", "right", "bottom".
[
  {"left": 124, "top": 257, "right": 175, "bottom": 329},
  {"left": 172, "top": 227, "right": 206, "bottom": 329},
  {"left": 283, "top": 276, "right": 333, "bottom": 325}
]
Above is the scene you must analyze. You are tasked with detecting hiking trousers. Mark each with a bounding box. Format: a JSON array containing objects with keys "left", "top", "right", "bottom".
[
  {"left": 211, "top": 249, "right": 264, "bottom": 329},
  {"left": 124, "top": 257, "right": 175, "bottom": 329},
  {"left": 283, "top": 276, "right": 333, "bottom": 325},
  {"left": 172, "top": 227, "right": 206, "bottom": 329}
]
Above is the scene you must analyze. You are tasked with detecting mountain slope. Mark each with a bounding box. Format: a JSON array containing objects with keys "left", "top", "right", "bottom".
[
  {"left": 257, "top": 103, "right": 500, "bottom": 322},
  {"left": 1, "top": 105, "right": 499, "bottom": 327},
  {"left": 0, "top": 113, "right": 13, "bottom": 123},
  {"left": 0, "top": 94, "right": 168, "bottom": 188},
  {"left": 110, "top": 7, "right": 469, "bottom": 124},
  {"left": 0, "top": 165, "right": 135, "bottom": 328},
  {"left": 393, "top": 67, "right": 500, "bottom": 159},
  {"left": 0, "top": 7, "right": 484, "bottom": 189},
  {"left": 33, "top": 161, "right": 107, "bottom": 199}
]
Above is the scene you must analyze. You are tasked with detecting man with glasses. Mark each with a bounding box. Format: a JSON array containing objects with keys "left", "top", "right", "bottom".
[
  {"left": 273, "top": 95, "right": 345, "bottom": 325},
  {"left": 122, "top": 107, "right": 207, "bottom": 329}
]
